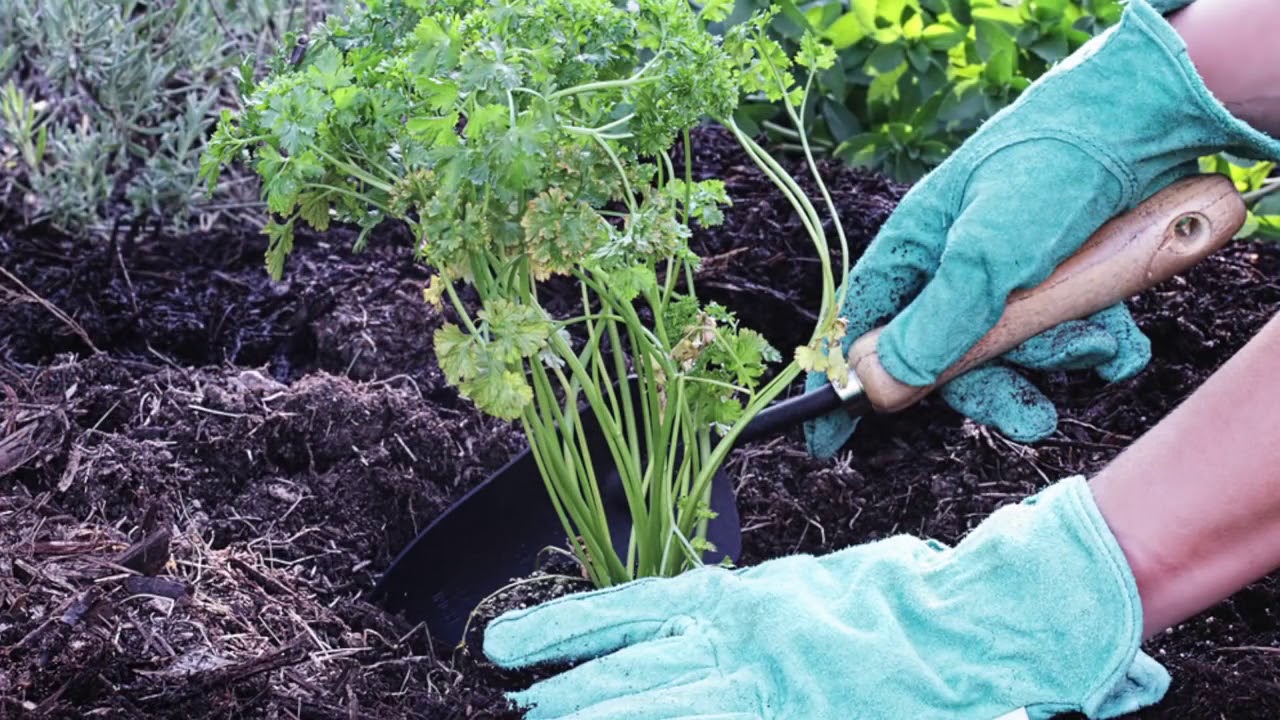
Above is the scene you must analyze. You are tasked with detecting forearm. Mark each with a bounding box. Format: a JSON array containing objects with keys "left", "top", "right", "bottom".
[
  {"left": 1089, "top": 309, "right": 1280, "bottom": 638},
  {"left": 1171, "top": 0, "right": 1280, "bottom": 136}
]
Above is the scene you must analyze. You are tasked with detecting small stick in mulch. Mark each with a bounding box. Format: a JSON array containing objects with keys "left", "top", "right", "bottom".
[
  {"left": 142, "top": 636, "right": 312, "bottom": 704},
  {"left": 114, "top": 528, "right": 172, "bottom": 576},
  {"left": 123, "top": 575, "right": 191, "bottom": 601},
  {"left": 0, "top": 382, "right": 68, "bottom": 479},
  {"left": 229, "top": 555, "right": 298, "bottom": 598},
  {"left": 0, "top": 264, "right": 101, "bottom": 354},
  {"left": 0, "top": 415, "right": 42, "bottom": 477},
  {"left": 12, "top": 587, "right": 102, "bottom": 653}
]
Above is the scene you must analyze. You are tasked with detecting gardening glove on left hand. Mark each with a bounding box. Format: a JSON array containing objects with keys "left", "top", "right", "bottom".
[
  {"left": 484, "top": 476, "right": 1169, "bottom": 720},
  {"left": 804, "top": 0, "right": 1280, "bottom": 458}
]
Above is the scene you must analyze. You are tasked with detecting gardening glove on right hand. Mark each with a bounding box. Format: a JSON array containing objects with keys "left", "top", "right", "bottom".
[
  {"left": 484, "top": 475, "right": 1168, "bottom": 719},
  {"left": 806, "top": 0, "right": 1280, "bottom": 458}
]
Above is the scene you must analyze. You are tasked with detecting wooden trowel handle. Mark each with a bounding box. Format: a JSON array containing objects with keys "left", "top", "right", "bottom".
[{"left": 848, "top": 174, "right": 1247, "bottom": 414}]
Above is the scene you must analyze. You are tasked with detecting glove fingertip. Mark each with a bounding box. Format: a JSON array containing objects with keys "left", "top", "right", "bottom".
[
  {"left": 804, "top": 412, "right": 860, "bottom": 459},
  {"left": 803, "top": 368, "right": 862, "bottom": 459},
  {"left": 941, "top": 366, "right": 1058, "bottom": 442},
  {"left": 1092, "top": 651, "right": 1172, "bottom": 719},
  {"left": 1095, "top": 331, "right": 1151, "bottom": 383},
  {"left": 998, "top": 400, "right": 1058, "bottom": 443},
  {"left": 1087, "top": 304, "right": 1152, "bottom": 382},
  {"left": 482, "top": 608, "right": 553, "bottom": 668}
]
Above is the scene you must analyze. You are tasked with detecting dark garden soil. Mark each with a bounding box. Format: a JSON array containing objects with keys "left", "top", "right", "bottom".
[{"left": 3, "top": 127, "right": 1280, "bottom": 719}]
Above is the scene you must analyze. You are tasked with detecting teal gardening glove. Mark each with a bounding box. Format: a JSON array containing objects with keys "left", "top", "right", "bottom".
[
  {"left": 805, "top": 0, "right": 1280, "bottom": 457},
  {"left": 485, "top": 476, "right": 1167, "bottom": 719}
]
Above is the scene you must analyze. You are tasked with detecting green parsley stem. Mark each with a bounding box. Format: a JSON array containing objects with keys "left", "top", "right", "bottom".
[{"left": 547, "top": 54, "right": 663, "bottom": 101}]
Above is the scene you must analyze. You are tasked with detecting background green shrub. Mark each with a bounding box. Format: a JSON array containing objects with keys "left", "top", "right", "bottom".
[
  {"left": 722, "top": 0, "right": 1121, "bottom": 182},
  {"left": 720, "top": 0, "right": 1280, "bottom": 237}
]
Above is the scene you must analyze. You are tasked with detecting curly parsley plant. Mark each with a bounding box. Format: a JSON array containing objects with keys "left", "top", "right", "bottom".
[{"left": 203, "top": 0, "right": 852, "bottom": 587}]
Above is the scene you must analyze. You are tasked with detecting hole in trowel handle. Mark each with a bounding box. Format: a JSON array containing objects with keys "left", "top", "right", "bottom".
[{"left": 1168, "top": 212, "right": 1210, "bottom": 254}]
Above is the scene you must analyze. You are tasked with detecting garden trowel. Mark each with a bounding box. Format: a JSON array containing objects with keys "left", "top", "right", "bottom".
[{"left": 372, "top": 174, "right": 1245, "bottom": 645}]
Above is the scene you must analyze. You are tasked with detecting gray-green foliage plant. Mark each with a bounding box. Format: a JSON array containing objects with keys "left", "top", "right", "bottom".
[{"left": 0, "top": 0, "right": 336, "bottom": 232}]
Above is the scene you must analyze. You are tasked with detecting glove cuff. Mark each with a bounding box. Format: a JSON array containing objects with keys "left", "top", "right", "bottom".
[
  {"left": 1129, "top": 0, "right": 1280, "bottom": 163},
  {"left": 947, "top": 475, "right": 1170, "bottom": 718},
  {"left": 1026, "top": 476, "right": 1169, "bottom": 717}
]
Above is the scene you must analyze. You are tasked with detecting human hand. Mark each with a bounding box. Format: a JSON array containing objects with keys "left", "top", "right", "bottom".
[
  {"left": 805, "top": 0, "right": 1279, "bottom": 458},
  {"left": 484, "top": 476, "right": 1168, "bottom": 720}
]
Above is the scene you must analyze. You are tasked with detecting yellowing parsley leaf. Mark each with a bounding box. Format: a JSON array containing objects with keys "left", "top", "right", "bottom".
[
  {"left": 434, "top": 323, "right": 480, "bottom": 385},
  {"left": 822, "top": 316, "right": 849, "bottom": 345},
  {"left": 422, "top": 275, "right": 446, "bottom": 308},
  {"left": 298, "top": 192, "right": 331, "bottom": 231},
  {"left": 794, "top": 343, "right": 828, "bottom": 373},
  {"left": 465, "top": 365, "right": 534, "bottom": 421},
  {"left": 263, "top": 217, "right": 295, "bottom": 281},
  {"left": 522, "top": 188, "right": 609, "bottom": 276},
  {"left": 480, "top": 299, "right": 553, "bottom": 362},
  {"left": 825, "top": 345, "right": 850, "bottom": 385}
]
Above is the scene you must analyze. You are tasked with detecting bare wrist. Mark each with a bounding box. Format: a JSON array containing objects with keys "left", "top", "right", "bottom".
[{"left": 1170, "top": 0, "right": 1280, "bottom": 136}]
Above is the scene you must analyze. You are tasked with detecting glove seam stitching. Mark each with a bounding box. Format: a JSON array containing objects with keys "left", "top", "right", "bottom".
[{"left": 957, "top": 131, "right": 1136, "bottom": 211}]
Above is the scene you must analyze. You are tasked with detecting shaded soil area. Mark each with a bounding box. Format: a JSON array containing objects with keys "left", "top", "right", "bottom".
[{"left": 3, "top": 127, "right": 1280, "bottom": 719}]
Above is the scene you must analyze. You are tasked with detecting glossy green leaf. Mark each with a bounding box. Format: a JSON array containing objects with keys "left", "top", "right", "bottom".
[
  {"left": 1027, "top": 32, "right": 1069, "bottom": 63},
  {"left": 867, "top": 43, "right": 907, "bottom": 73},
  {"left": 974, "top": 19, "right": 1015, "bottom": 63},
  {"left": 821, "top": 99, "right": 862, "bottom": 142},
  {"left": 825, "top": 12, "right": 869, "bottom": 49},
  {"left": 983, "top": 47, "right": 1016, "bottom": 86},
  {"left": 921, "top": 23, "right": 966, "bottom": 50},
  {"left": 851, "top": 0, "right": 877, "bottom": 32},
  {"left": 804, "top": 1, "right": 844, "bottom": 31},
  {"left": 877, "top": 0, "right": 909, "bottom": 24}
]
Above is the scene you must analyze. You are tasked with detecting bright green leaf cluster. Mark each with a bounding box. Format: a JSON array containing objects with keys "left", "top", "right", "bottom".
[
  {"left": 726, "top": 1, "right": 1279, "bottom": 240},
  {"left": 1201, "top": 156, "right": 1280, "bottom": 241},
  {"left": 203, "top": 0, "right": 741, "bottom": 280},
  {"left": 727, "top": 0, "right": 1125, "bottom": 182}
]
